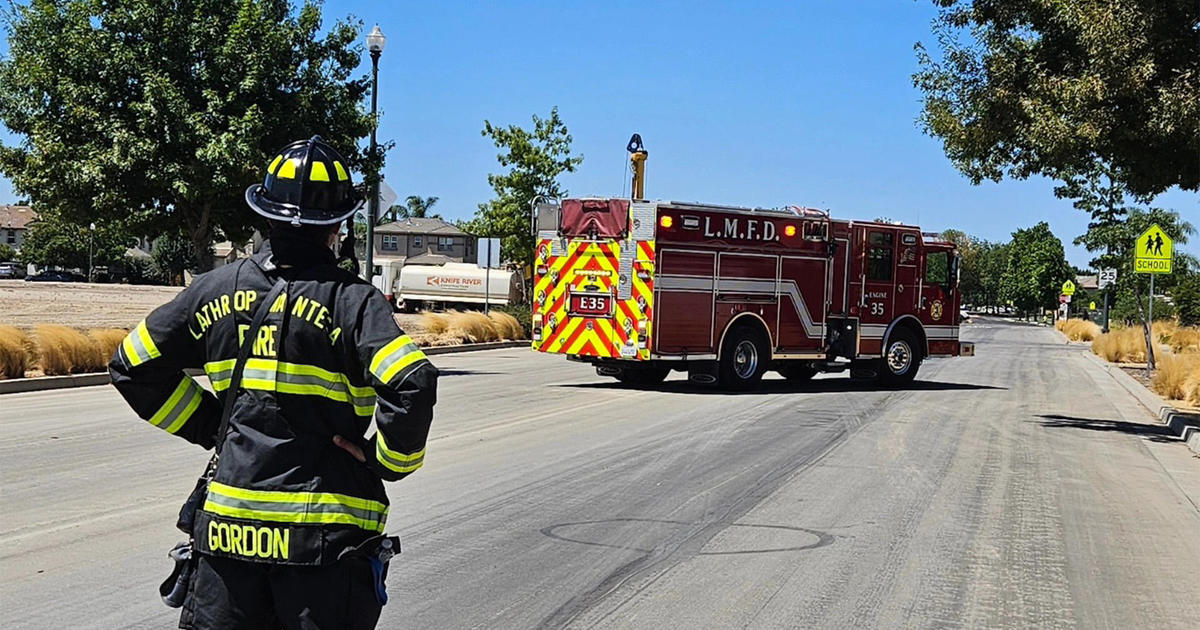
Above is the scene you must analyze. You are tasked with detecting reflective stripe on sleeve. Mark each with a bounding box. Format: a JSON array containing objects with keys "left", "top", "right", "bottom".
[
  {"left": 148, "top": 376, "right": 204, "bottom": 434},
  {"left": 376, "top": 432, "right": 425, "bottom": 474},
  {"left": 202, "top": 481, "right": 388, "bottom": 533},
  {"left": 369, "top": 335, "right": 429, "bottom": 385},
  {"left": 121, "top": 320, "right": 162, "bottom": 367},
  {"left": 204, "top": 359, "right": 376, "bottom": 417}
]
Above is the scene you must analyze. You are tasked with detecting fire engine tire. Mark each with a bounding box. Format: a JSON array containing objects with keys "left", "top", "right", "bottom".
[
  {"left": 719, "top": 326, "right": 768, "bottom": 390},
  {"left": 778, "top": 365, "right": 818, "bottom": 382},
  {"left": 613, "top": 367, "right": 670, "bottom": 386},
  {"left": 877, "top": 328, "right": 922, "bottom": 387}
]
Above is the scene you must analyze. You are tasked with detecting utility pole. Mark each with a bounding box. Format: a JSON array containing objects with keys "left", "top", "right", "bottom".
[{"left": 88, "top": 222, "right": 96, "bottom": 282}]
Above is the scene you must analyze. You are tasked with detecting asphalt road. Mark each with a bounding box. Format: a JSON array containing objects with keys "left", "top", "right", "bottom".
[{"left": 2, "top": 318, "right": 1199, "bottom": 629}]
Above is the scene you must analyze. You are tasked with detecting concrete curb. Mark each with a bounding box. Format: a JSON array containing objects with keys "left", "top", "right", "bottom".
[
  {"left": 0, "top": 373, "right": 111, "bottom": 395},
  {"left": 1082, "top": 351, "right": 1200, "bottom": 456},
  {"left": 424, "top": 341, "right": 529, "bottom": 356},
  {"left": 0, "top": 341, "right": 531, "bottom": 395}
]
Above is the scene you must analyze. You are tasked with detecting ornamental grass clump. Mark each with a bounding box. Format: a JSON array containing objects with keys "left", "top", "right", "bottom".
[{"left": 0, "top": 325, "right": 30, "bottom": 379}]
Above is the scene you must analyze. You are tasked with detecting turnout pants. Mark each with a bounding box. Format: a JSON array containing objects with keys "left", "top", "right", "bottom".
[{"left": 180, "top": 554, "right": 383, "bottom": 630}]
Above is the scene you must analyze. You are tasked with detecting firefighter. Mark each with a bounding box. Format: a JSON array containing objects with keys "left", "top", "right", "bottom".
[{"left": 109, "top": 136, "right": 437, "bottom": 629}]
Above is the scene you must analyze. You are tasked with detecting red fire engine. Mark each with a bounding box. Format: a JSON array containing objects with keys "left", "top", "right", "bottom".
[{"left": 530, "top": 135, "right": 972, "bottom": 389}]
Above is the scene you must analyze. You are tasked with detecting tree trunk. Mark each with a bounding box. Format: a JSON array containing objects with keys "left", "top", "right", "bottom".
[{"left": 187, "top": 204, "right": 214, "bottom": 274}]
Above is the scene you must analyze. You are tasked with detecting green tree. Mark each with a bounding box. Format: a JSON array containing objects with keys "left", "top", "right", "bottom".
[
  {"left": 152, "top": 232, "right": 203, "bottom": 286},
  {"left": 18, "top": 212, "right": 132, "bottom": 270},
  {"left": 1174, "top": 274, "right": 1200, "bottom": 326},
  {"left": 463, "top": 107, "right": 583, "bottom": 269},
  {"left": 914, "top": 1, "right": 1199, "bottom": 197},
  {"left": 999, "top": 222, "right": 1072, "bottom": 316},
  {"left": 0, "top": 0, "right": 372, "bottom": 271},
  {"left": 0, "top": 243, "right": 15, "bottom": 262}
]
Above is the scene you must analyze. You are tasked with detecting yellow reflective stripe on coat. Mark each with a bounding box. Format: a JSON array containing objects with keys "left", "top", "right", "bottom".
[
  {"left": 203, "top": 481, "right": 388, "bottom": 533},
  {"left": 148, "top": 376, "right": 204, "bottom": 434},
  {"left": 121, "top": 320, "right": 162, "bottom": 367},
  {"left": 376, "top": 432, "right": 425, "bottom": 474},
  {"left": 369, "top": 335, "right": 428, "bottom": 385},
  {"left": 204, "top": 359, "right": 376, "bottom": 416}
]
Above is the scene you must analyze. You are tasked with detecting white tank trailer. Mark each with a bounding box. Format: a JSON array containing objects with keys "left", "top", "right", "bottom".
[{"left": 377, "top": 261, "right": 524, "bottom": 311}]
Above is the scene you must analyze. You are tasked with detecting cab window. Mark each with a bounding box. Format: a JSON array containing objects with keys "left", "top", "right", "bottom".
[
  {"left": 925, "top": 251, "right": 949, "bottom": 285},
  {"left": 867, "top": 231, "right": 893, "bottom": 281}
]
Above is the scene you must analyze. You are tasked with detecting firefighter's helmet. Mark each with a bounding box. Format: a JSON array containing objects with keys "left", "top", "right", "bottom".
[{"left": 245, "top": 136, "right": 364, "bottom": 226}]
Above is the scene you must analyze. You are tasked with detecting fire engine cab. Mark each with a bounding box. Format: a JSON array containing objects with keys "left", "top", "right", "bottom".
[{"left": 530, "top": 135, "right": 973, "bottom": 389}]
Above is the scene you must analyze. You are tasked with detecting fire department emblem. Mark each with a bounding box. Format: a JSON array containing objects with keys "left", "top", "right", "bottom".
[{"left": 931, "top": 300, "right": 944, "bottom": 321}]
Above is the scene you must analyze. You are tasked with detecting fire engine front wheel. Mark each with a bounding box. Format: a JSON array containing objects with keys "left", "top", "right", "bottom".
[
  {"left": 719, "top": 326, "right": 768, "bottom": 390},
  {"left": 877, "top": 328, "right": 922, "bottom": 387}
]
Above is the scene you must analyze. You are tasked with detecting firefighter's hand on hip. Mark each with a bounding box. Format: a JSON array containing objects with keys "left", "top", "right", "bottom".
[{"left": 333, "top": 435, "right": 366, "bottom": 463}]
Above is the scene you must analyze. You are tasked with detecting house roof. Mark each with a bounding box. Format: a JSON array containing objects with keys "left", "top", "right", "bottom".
[
  {"left": 375, "top": 217, "right": 469, "bottom": 236},
  {"left": 405, "top": 253, "right": 454, "bottom": 266},
  {"left": 0, "top": 205, "right": 37, "bottom": 230}
]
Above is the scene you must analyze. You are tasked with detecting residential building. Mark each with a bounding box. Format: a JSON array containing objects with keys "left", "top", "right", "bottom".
[
  {"left": 373, "top": 217, "right": 476, "bottom": 265},
  {"left": 0, "top": 205, "right": 37, "bottom": 254}
]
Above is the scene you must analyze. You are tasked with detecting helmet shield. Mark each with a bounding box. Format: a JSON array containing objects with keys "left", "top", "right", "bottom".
[{"left": 246, "top": 136, "right": 365, "bottom": 225}]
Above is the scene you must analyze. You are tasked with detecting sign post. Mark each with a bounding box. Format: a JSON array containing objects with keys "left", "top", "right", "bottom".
[
  {"left": 1134, "top": 225, "right": 1173, "bottom": 373},
  {"left": 476, "top": 237, "right": 502, "bottom": 314},
  {"left": 1098, "top": 267, "right": 1117, "bottom": 333},
  {"left": 1060, "top": 280, "right": 1076, "bottom": 319}
]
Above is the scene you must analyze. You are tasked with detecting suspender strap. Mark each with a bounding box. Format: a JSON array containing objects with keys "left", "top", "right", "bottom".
[{"left": 213, "top": 275, "right": 288, "bottom": 456}]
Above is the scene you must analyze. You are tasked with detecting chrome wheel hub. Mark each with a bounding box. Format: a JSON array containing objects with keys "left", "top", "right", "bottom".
[
  {"left": 886, "top": 340, "right": 912, "bottom": 375},
  {"left": 734, "top": 340, "right": 758, "bottom": 379}
]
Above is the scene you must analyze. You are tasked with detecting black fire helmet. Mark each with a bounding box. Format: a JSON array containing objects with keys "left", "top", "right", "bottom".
[{"left": 245, "top": 136, "right": 365, "bottom": 226}]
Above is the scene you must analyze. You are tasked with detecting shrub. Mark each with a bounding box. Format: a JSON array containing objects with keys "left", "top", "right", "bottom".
[
  {"left": 493, "top": 304, "right": 532, "bottom": 338},
  {"left": 1091, "top": 326, "right": 1147, "bottom": 363},
  {"left": 0, "top": 325, "right": 30, "bottom": 379},
  {"left": 1152, "top": 353, "right": 1200, "bottom": 402},
  {"left": 88, "top": 328, "right": 128, "bottom": 366},
  {"left": 419, "top": 311, "right": 450, "bottom": 335},
  {"left": 487, "top": 310, "right": 525, "bottom": 340},
  {"left": 446, "top": 311, "right": 499, "bottom": 343},
  {"left": 1174, "top": 275, "right": 1200, "bottom": 327},
  {"left": 1167, "top": 326, "right": 1200, "bottom": 355},
  {"left": 1058, "top": 318, "right": 1100, "bottom": 342},
  {"left": 35, "top": 325, "right": 102, "bottom": 375}
]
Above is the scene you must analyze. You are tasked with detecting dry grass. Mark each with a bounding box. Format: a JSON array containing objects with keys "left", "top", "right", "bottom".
[
  {"left": 419, "top": 311, "right": 451, "bottom": 335},
  {"left": 1057, "top": 318, "right": 1101, "bottom": 342},
  {"left": 488, "top": 311, "right": 525, "bottom": 340},
  {"left": 446, "top": 311, "right": 499, "bottom": 343},
  {"left": 88, "top": 328, "right": 128, "bottom": 366},
  {"left": 0, "top": 325, "right": 30, "bottom": 379},
  {"left": 34, "top": 325, "right": 104, "bottom": 375},
  {"left": 1165, "top": 326, "right": 1200, "bottom": 355},
  {"left": 1091, "top": 326, "right": 1147, "bottom": 363},
  {"left": 1152, "top": 352, "right": 1200, "bottom": 404}
]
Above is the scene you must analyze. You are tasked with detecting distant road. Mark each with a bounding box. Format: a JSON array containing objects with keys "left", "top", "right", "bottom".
[{"left": 2, "top": 319, "right": 1199, "bottom": 629}]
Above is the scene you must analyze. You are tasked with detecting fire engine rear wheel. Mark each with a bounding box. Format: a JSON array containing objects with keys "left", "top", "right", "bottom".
[
  {"left": 719, "top": 326, "right": 768, "bottom": 390},
  {"left": 877, "top": 328, "right": 922, "bottom": 387},
  {"left": 612, "top": 367, "right": 670, "bottom": 386}
]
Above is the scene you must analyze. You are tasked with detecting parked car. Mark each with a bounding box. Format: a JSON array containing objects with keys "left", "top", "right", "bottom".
[
  {"left": 0, "top": 261, "right": 25, "bottom": 279},
  {"left": 25, "top": 270, "right": 85, "bottom": 282},
  {"left": 959, "top": 307, "right": 971, "bottom": 323}
]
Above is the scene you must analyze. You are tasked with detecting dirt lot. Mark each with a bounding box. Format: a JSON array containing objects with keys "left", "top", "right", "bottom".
[
  {"left": 0, "top": 280, "right": 432, "bottom": 334},
  {"left": 0, "top": 280, "right": 184, "bottom": 330}
]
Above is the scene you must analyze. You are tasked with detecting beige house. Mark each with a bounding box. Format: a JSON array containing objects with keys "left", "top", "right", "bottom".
[
  {"left": 0, "top": 205, "right": 37, "bottom": 254},
  {"left": 373, "top": 218, "right": 476, "bottom": 265}
]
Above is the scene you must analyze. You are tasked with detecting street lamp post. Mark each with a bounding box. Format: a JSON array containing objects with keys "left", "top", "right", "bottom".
[
  {"left": 364, "top": 24, "right": 386, "bottom": 284},
  {"left": 88, "top": 222, "right": 96, "bottom": 283}
]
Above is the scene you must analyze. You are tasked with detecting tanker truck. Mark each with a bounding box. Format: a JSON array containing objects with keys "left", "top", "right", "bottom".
[{"left": 378, "top": 260, "right": 524, "bottom": 312}]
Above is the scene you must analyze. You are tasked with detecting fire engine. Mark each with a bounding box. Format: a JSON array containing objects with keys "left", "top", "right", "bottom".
[{"left": 530, "top": 135, "right": 973, "bottom": 389}]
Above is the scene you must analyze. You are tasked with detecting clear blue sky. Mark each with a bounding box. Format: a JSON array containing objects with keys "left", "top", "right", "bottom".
[{"left": 2, "top": 0, "right": 1196, "bottom": 266}]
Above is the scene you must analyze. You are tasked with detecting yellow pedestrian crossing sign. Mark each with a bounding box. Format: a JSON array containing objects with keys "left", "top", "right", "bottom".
[
  {"left": 1135, "top": 224, "right": 1172, "bottom": 274},
  {"left": 1061, "top": 280, "right": 1076, "bottom": 295}
]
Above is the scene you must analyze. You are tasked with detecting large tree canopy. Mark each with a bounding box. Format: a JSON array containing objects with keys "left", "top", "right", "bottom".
[
  {"left": 0, "top": 0, "right": 372, "bottom": 269},
  {"left": 914, "top": 0, "right": 1199, "bottom": 197},
  {"left": 999, "top": 221, "right": 1073, "bottom": 314}
]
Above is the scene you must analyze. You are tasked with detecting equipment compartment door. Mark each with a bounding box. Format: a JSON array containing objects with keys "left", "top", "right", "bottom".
[
  {"left": 714, "top": 253, "right": 780, "bottom": 352},
  {"left": 777, "top": 256, "right": 827, "bottom": 353},
  {"left": 654, "top": 249, "right": 716, "bottom": 355}
]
